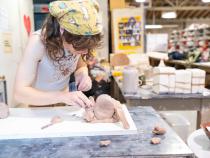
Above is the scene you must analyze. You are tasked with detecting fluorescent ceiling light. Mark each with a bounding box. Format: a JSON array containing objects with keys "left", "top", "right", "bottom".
[
  {"left": 135, "top": 0, "right": 146, "bottom": 2},
  {"left": 202, "top": 0, "right": 210, "bottom": 2},
  {"left": 161, "top": 11, "right": 177, "bottom": 19},
  {"left": 145, "top": 25, "right": 163, "bottom": 29}
]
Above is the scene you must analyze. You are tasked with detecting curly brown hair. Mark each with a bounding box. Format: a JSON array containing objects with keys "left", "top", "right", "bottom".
[{"left": 41, "top": 15, "right": 103, "bottom": 62}]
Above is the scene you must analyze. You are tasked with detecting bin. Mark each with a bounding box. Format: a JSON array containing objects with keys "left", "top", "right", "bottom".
[{"left": 160, "top": 112, "right": 191, "bottom": 142}]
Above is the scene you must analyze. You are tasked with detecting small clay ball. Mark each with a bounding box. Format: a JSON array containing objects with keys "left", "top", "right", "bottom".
[
  {"left": 151, "top": 137, "right": 161, "bottom": 144},
  {"left": 99, "top": 140, "right": 111, "bottom": 147},
  {"left": 94, "top": 94, "right": 115, "bottom": 120},
  {"left": 152, "top": 126, "right": 166, "bottom": 135},
  {"left": 0, "top": 102, "right": 9, "bottom": 119}
]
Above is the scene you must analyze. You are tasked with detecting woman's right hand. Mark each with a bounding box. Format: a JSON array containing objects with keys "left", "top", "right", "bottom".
[{"left": 61, "top": 91, "right": 93, "bottom": 108}]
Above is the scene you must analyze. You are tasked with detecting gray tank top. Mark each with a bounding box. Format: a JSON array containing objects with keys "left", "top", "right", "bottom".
[{"left": 32, "top": 30, "right": 80, "bottom": 91}]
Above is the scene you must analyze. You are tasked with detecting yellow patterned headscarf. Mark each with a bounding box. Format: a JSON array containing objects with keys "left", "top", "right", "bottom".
[{"left": 49, "top": 0, "right": 102, "bottom": 35}]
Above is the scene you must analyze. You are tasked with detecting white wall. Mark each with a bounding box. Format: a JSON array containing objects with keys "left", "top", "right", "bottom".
[
  {"left": 0, "top": 0, "right": 34, "bottom": 106},
  {"left": 97, "top": 0, "right": 109, "bottom": 60}
]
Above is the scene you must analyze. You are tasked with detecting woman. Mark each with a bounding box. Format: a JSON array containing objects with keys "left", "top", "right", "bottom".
[{"left": 14, "top": 0, "right": 103, "bottom": 108}]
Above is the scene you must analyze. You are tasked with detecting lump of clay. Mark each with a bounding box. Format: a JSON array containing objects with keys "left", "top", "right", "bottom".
[
  {"left": 84, "top": 94, "right": 130, "bottom": 129},
  {"left": 151, "top": 137, "right": 161, "bottom": 144},
  {"left": 99, "top": 140, "right": 111, "bottom": 147},
  {"left": 152, "top": 126, "right": 166, "bottom": 135},
  {"left": 0, "top": 102, "right": 9, "bottom": 119}
]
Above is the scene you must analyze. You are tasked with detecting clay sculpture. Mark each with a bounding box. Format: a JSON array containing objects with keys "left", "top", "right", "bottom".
[{"left": 84, "top": 94, "right": 130, "bottom": 129}]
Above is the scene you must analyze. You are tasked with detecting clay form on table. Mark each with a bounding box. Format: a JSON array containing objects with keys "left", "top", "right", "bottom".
[
  {"left": 99, "top": 140, "right": 111, "bottom": 147},
  {"left": 41, "top": 116, "right": 63, "bottom": 129},
  {"left": 0, "top": 103, "right": 9, "bottom": 119},
  {"left": 152, "top": 126, "right": 166, "bottom": 135},
  {"left": 84, "top": 95, "right": 130, "bottom": 129},
  {"left": 151, "top": 137, "right": 161, "bottom": 144}
]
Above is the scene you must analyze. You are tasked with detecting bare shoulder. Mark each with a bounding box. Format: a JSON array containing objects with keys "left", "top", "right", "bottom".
[{"left": 23, "top": 31, "right": 46, "bottom": 62}]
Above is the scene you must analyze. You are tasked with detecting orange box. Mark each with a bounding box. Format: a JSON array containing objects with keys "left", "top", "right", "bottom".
[{"left": 109, "top": 0, "right": 125, "bottom": 10}]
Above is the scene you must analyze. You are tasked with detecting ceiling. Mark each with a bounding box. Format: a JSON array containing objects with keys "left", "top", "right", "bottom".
[
  {"left": 127, "top": 0, "right": 210, "bottom": 25},
  {"left": 33, "top": 0, "right": 210, "bottom": 26}
]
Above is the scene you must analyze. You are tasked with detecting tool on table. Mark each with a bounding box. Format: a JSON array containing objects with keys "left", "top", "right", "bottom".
[
  {"left": 70, "top": 113, "right": 83, "bottom": 119},
  {"left": 41, "top": 116, "right": 63, "bottom": 130}
]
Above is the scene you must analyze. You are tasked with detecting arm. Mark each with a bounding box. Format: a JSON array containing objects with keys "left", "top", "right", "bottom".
[
  {"left": 76, "top": 56, "right": 88, "bottom": 71},
  {"left": 74, "top": 56, "right": 92, "bottom": 91},
  {"left": 14, "top": 34, "right": 92, "bottom": 107},
  {"left": 14, "top": 34, "right": 64, "bottom": 105}
]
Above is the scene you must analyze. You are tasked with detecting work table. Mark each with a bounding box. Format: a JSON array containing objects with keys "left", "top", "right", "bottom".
[
  {"left": 112, "top": 76, "right": 210, "bottom": 128},
  {"left": 0, "top": 106, "right": 193, "bottom": 158}
]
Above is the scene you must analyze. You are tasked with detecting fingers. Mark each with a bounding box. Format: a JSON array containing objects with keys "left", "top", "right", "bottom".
[
  {"left": 76, "top": 91, "right": 93, "bottom": 108},
  {"left": 77, "top": 80, "right": 87, "bottom": 91},
  {"left": 65, "top": 91, "right": 92, "bottom": 108},
  {"left": 77, "top": 77, "right": 92, "bottom": 92},
  {"left": 89, "top": 96, "right": 95, "bottom": 106},
  {"left": 74, "top": 97, "right": 86, "bottom": 108}
]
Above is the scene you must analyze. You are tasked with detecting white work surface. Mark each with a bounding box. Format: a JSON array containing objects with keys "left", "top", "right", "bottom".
[
  {"left": 0, "top": 105, "right": 137, "bottom": 140},
  {"left": 187, "top": 129, "right": 210, "bottom": 158}
]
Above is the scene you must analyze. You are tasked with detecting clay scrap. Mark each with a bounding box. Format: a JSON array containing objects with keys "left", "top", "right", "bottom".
[
  {"left": 150, "top": 125, "right": 166, "bottom": 145},
  {"left": 41, "top": 116, "right": 63, "bottom": 129},
  {"left": 99, "top": 140, "right": 111, "bottom": 147},
  {"left": 152, "top": 126, "right": 166, "bottom": 135},
  {"left": 151, "top": 137, "right": 161, "bottom": 144}
]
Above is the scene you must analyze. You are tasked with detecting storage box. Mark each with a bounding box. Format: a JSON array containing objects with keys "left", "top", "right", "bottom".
[
  {"left": 186, "top": 69, "right": 206, "bottom": 93},
  {"left": 175, "top": 70, "right": 191, "bottom": 94},
  {"left": 153, "top": 67, "right": 176, "bottom": 94}
]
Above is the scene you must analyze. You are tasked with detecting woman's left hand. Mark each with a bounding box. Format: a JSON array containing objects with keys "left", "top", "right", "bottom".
[{"left": 75, "top": 69, "right": 92, "bottom": 92}]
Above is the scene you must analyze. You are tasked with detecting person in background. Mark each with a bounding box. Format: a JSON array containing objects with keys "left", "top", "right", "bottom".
[{"left": 14, "top": 0, "right": 103, "bottom": 108}]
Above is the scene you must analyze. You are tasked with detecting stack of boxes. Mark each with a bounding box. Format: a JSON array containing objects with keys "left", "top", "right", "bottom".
[
  {"left": 152, "top": 67, "right": 206, "bottom": 94},
  {"left": 153, "top": 67, "right": 176, "bottom": 94},
  {"left": 186, "top": 69, "right": 206, "bottom": 93},
  {"left": 175, "top": 70, "right": 192, "bottom": 94}
]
